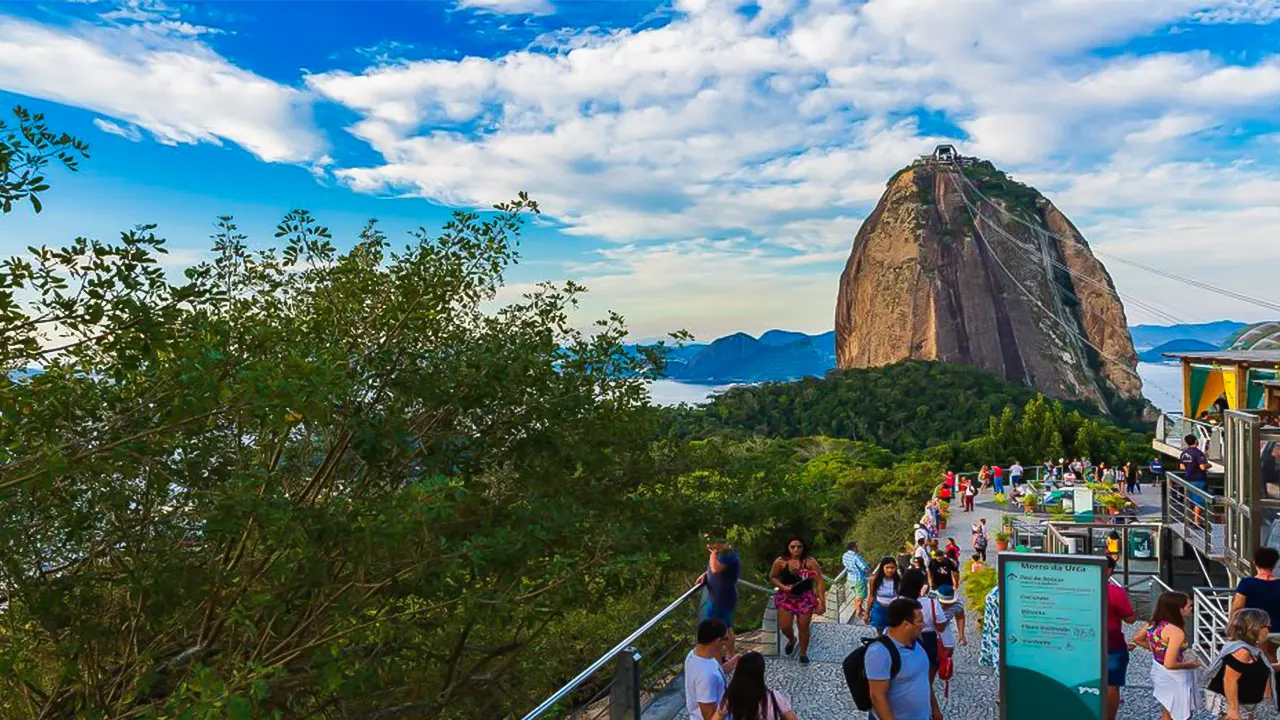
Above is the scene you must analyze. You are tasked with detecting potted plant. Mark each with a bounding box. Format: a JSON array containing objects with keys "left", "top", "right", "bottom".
[
  {"left": 939, "top": 508, "right": 949, "bottom": 530},
  {"left": 994, "top": 530, "right": 1010, "bottom": 551},
  {"left": 1098, "top": 493, "right": 1126, "bottom": 515}
]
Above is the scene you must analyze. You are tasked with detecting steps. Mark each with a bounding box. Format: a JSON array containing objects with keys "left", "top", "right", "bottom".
[{"left": 657, "top": 615, "right": 1273, "bottom": 719}]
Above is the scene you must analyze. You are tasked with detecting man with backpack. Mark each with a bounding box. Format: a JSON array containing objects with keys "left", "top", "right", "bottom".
[{"left": 845, "top": 597, "right": 942, "bottom": 720}]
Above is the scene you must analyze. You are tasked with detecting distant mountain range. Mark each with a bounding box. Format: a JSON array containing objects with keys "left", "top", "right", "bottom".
[
  {"left": 1129, "top": 321, "right": 1248, "bottom": 351},
  {"left": 644, "top": 320, "right": 1268, "bottom": 383},
  {"left": 1136, "top": 338, "right": 1218, "bottom": 363},
  {"left": 641, "top": 330, "right": 836, "bottom": 383}
]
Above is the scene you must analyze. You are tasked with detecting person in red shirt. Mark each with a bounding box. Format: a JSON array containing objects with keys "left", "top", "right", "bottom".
[{"left": 1105, "top": 556, "right": 1138, "bottom": 720}]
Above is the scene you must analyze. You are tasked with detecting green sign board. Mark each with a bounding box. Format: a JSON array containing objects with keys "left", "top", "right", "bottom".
[{"left": 999, "top": 553, "right": 1107, "bottom": 720}]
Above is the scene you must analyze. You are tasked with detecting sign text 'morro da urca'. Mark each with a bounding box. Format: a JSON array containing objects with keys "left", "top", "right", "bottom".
[{"left": 998, "top": 553, "right": 1107, "bottom": 720}]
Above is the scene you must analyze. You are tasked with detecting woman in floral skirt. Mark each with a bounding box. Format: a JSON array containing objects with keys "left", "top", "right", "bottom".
[{"left": 770, "top": 536, "right": 825, "bottom": 665}]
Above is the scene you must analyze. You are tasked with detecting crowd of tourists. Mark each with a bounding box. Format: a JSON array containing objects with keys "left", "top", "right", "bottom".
[{"left": 681, "top": 454, "right": 1273, "bottom": 720}]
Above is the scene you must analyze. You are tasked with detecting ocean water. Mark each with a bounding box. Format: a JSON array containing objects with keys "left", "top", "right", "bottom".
[{"left": 646, "top": 362, "right": 1187, "bottom": 413}]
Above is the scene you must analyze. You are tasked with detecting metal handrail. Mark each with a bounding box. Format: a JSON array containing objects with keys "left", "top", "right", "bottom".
[
  {"left": 521, "top": 582, "right": 706, "bottom": 720},
  {"left": 1191, "top": 586, "right": 1236, "bottom": 662},
  {"left": 1156, "top": 413, "right": 1225, "bottom": 463},
  {"left": 1164, "top": 471, "right": 1227, "bottom": 559}
]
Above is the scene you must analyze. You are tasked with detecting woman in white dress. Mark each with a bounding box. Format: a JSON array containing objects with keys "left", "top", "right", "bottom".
[{"left": 1132, "top": 591, "right": 1202, "bottom": 720}]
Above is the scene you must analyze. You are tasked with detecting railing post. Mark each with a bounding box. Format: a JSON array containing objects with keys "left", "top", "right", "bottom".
[{"left": 609, "top": 647, "right": 642, "bottom": 720}]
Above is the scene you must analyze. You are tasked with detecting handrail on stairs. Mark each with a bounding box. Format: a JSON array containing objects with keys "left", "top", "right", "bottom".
[{"left": 522, "top": 578, "right": 778, "bottom": 720}]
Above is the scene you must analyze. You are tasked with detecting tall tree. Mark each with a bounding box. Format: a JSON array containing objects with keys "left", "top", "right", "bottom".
[{"left": 0, "top": 108, "right": 682, "bottom": 717}]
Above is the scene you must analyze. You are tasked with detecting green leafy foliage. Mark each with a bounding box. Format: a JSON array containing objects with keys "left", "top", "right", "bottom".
[
  {"left": 0, "top": 175, "right": 706, "bottom": 717},
  {"left": 0, "top": 106, "right": 88, "bottom": 215}
]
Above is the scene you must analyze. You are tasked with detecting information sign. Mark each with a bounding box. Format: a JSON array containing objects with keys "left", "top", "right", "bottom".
[
  {"left": 1073, "top": 486, "right": 1094, "bottom": 516},
  {"left": 999, "top": 553, "right": 1106, "bottom": 720}
]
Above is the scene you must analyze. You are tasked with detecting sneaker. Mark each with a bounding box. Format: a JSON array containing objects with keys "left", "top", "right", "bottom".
[
  {"left": 784, "top": 639, "right": 796, "bottom": 656},
  {"left": 799, "top": 654, "right": 810, "bottom": 665}
]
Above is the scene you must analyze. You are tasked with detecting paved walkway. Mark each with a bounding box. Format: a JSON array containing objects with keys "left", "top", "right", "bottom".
[{"left": 670, "top": 484, "right": 1267, "bottom": 719}]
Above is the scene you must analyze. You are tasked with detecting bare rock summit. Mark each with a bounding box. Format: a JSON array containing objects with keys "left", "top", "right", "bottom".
[{"left": 834, "top": 148, "right": 1142, "bottom": 412}]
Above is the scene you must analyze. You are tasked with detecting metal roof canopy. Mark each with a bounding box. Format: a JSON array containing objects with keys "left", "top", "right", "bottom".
[{"left": 1162, "top": 350, "right": 1280, "bottom": 364}]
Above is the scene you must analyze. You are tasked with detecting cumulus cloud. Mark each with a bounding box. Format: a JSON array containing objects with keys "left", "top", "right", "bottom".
[
  {"left": 93, "top": 117, "right": 142, "bottom": 142},
  {"left": 0, "top": 15, "right": 325, "bottom": 164},
  {"left": 299, "top": 0, "right": 1280, "bottom": 332}
]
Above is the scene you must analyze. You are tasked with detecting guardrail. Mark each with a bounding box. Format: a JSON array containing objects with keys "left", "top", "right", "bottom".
[
  {"left": 1156, "top": 413, "right": 1225, "bottom": 464},
  {"left": 522, "top": 579, "right": 776, "bottom": 720},
  {"left": 1163, "top": 472, "right": 1227, "bottom": 559},
  {"left": 1192, "top": 586, "right": 1235, "bottom": 663}
]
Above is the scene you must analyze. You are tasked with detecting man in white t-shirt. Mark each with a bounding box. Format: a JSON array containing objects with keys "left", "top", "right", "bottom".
[{"left": 684, "top": 618, "right": 741, "bottom": 719}]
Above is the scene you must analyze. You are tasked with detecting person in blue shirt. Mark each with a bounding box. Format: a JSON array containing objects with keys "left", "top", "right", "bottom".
[
  {"left": 699, "top": 538, "right": 741, "bottom": 658},
  {"left": 1150, "top": 456, "right": 1164, "bottom": 480},
  {"left": 866, "top": 597, "right": 941, "bottom": 720},
  {"left": 843, "top": 541, "right": 871, "bottom": 621}
]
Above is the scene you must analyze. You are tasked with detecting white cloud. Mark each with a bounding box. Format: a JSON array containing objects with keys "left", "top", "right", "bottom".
[
  {"left": 301, "top": 0, "right": 1280, "bottom": 333},
  {"left": 457, "top": 0, "right": 555, "bottom": 16},
  {"left": 0, "top": 15, "right": 324, "bottom": 164},
  {"left": 92, "top": 117, "right": 142, "bottom": 142}
]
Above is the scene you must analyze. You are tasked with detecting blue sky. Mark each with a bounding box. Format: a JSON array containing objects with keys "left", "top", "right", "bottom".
[{"left": 2, "top": 0, "right": 1280, "bottom": 341}]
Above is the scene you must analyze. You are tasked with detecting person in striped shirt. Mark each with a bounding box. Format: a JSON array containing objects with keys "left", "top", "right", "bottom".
[{"left": 843, "top": 541, "right": 871, "bottom": 621}]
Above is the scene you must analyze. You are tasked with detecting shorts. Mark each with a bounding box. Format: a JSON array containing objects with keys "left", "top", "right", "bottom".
[
  {"left": 920, "top": 631, "right": 940, "bottom": 670},
  {"left": 869, "top": 602, "right": 890, "bottom": 632},
  {"left": 1106, "top": 649, "right": 1129, "bottom": 687},
  {"left": 700, "top": 600, "right": 734, "bottom": 629},
  {"left": 849, "top": 579, "right": 867, "bottom": 600}
]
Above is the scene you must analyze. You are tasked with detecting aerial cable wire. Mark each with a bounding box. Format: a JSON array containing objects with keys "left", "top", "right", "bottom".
[
  {"left": 950, "top": 169, "right": 1185, "bottom": 402},
  {"left": 956, "top": 191, "right": 1192, "bottom": 328},
  {"left": 952, "top": 170, "right": 1280, "bottom": 316}
]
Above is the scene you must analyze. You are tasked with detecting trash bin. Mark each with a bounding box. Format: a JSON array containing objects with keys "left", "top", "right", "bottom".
[{"left": 1130, "top": 530, "right": 1153, "bottom": 559}]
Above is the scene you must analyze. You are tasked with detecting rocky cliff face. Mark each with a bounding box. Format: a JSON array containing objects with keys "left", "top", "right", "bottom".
[{"left": 834, "top": 158, "right": 1142, "bottom": 412}]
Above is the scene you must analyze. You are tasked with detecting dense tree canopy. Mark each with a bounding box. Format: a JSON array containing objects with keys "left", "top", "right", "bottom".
[
  {"left": 659, "top": 360, "right": 1148, "bottom": 454},
  {"left": 0, "top": 110, "right": 697, "bottom": 716}
]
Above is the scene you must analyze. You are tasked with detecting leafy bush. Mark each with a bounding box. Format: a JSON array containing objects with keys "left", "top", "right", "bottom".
[{"left": 963, "top": 568, "right": 998, "bottom": 621}]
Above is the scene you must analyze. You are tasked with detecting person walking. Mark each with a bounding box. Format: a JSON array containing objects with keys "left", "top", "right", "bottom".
[
  {"left": 711, "top": 651, "right": 800, "bottom": 720},
  {"left": 900, "top": 571, "right": 944, "bottom": 682},
  {"left": 1181, "top": 434, "right": 1211, "bottom": 526},
  {"left": 685, "top": 618, "right": 742, "bottom": 720},
  {"left": 1105, "top": 557, "right": 1137, "bottom": 720},
  {"left": 1133, "top": 591, "right": 1202, "bottom": 720},
  {"left": 962, "top": 479, "right": 976, "bottom": 512},
  {"left": 1180, "top": 434, "right": 1210, "bottom": 492},
  {"left": 936, "top": 585, "right": 966, "bottom": 651},
  {"left": 978, "top": 465, "right": 991, "bottom": 493},
  {"left": 866, "top": 597, "right": 942, "bottom": 720},
  {"left": 699, "top": 538, "right": 741, "bottom": 658},
  {"left": 928, "top": 548, "right": 959, "bottom": 593},
  {"left": 992, "top": 464, "right": 1005, "bottom": 495},
  {"left": 913, "top": 537, "right": 930, "bottom": 567},
  {"left": 865, "top": 556, "right": 900, "bottom": 635},
  {"left": 1123, "top": 461, "right": 1141, "bottom": 495},
  {"left": 1230, "top": 546, "right": 1280, "bottom": 660},
  {"left": 769, "top": 537, "right": 824, "bottom": 664},
  {"left": 843, "top": 541, "right": 871, "bottom": 622},
  {"left": 1010, "top": 460, "right": 1024, "bottom": 488},
  {"left": 972, "top": 518, "right": 989, "bottom": 564},
  {"left": 1202, "top": 609, "right": 1272, "bottom": 720},
  {"left": 944, "top": 537, "right": 961, "bottom": 565}
]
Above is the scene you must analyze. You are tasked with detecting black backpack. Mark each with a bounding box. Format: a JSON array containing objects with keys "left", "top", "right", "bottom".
[{"left": 843, "top": 635, "right": 901, "bottom": 711}]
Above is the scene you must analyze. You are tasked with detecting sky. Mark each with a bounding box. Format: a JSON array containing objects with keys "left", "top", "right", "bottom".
[{"left": 2, "top": 0, "right": 1280, "bottom": 343}]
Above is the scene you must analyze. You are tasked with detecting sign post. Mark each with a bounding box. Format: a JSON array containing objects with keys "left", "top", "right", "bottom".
[
  {"left": 1072, "top": 486, "right": 1094, "bottom": 519},
  {"left": 998, "top": 553, "right": 1107, "bottom": 720}
]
